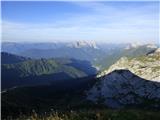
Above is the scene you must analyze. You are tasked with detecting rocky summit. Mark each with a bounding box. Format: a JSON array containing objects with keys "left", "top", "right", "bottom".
[
  {"left": 98, "top": 48, "right": 160, "bottom": 81},
  {"left": 87, "top": 48, "right": 160, "bottom": 108}
]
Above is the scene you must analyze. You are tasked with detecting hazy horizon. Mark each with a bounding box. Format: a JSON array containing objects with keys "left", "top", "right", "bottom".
[{"left": 2, "top": 1, "right": 159, "bottom": 44}]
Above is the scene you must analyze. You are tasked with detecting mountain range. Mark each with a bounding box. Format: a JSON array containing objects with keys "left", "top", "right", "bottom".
[
  {"left": 2, "top": 41, "right": 158, "bottom": 70},
  {"left": 1, "top": 52, "right": 97, "bottom": 90},
  {"left": 1, "top": 42, "right": 160, "bottom": 119}
]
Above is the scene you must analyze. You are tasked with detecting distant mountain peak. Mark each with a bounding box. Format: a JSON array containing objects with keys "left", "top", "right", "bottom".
[
  {"left": 125, "top": 42, "right": 141, "bottom": 50},
  {"left": 68, "top": 40, "right": 99, "bottom": 49},
  {"left": 125, "top": 43, "right": 157, "bottom": 50},
  {"left": 146, "top": 44, "right": 157, "bottom": 49}
]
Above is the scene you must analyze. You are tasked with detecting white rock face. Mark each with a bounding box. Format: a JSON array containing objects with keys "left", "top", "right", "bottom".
[
  {"left": 68, "top": 40, "right": 99, "bottom": 49},
  {"left": 87, "top": 70, "right": 160, "bottom": 108},
  {"left": 87, "top": 48, "right": 160, "bottom": 108}
]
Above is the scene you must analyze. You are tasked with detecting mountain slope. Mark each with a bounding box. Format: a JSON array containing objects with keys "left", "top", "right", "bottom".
[
  {"left": 2, "top": 70, "right": 160, "bottom": 119},
  {"left": 98, "top": 48, "right": 160, "bottom": 81},
  {"left": 2, "top": 59, "right": 86, "bottom": 77},
  {"left": 1, "top": 52, "right": 30, "bottom": 64},
  {"left": 18, "top": 47, "right": 104, "bottom": 62},
  {"left": 87, "top": 48, "right": 160, "bottom": 108},
  {"left": 2, "top": 53, "right": 97, "bottom": 89},
  {"left": 87, "top": 70, "right": 160, "bottom": 108}
]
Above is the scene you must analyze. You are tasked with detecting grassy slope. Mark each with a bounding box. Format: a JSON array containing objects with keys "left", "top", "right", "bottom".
[
  {"left": 13, "top": 109, "right": 160, "bottom": 120},
  {"left": 2, "top": 59, "right": 87, "bottom": 78}
]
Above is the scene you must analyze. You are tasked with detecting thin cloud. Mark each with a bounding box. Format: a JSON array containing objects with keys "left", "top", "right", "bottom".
[{"left": 2, "top": 2, "right": 159, "bottom": 43}]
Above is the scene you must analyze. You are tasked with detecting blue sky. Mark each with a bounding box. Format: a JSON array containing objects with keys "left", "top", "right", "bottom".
[{"left": 1, "top": 1, "right": 159, "bottom": 43}]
